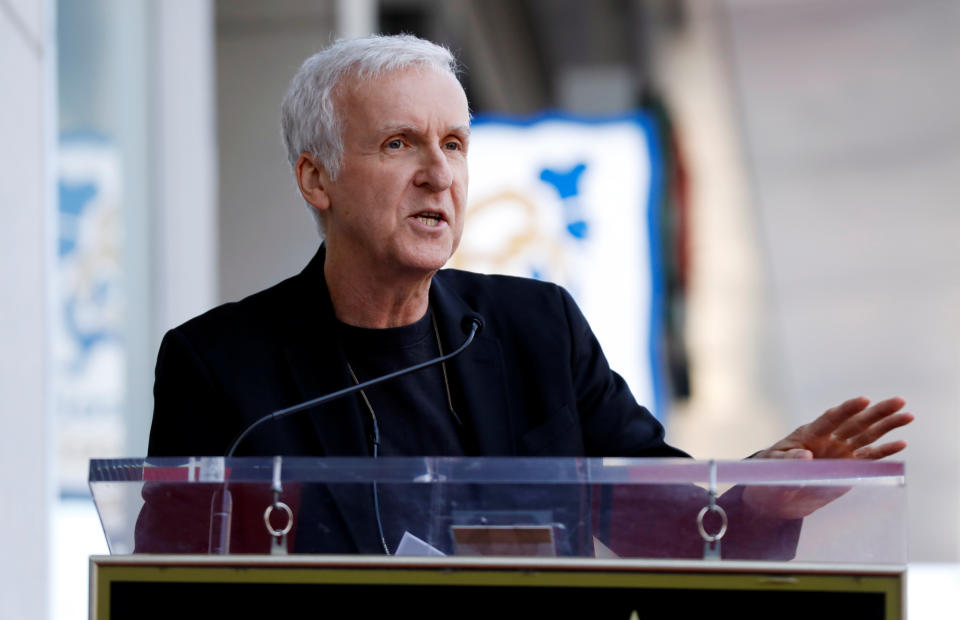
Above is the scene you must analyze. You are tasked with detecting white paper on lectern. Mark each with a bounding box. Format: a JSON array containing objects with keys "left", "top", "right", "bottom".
[{"left": 395, "top": 531, "right": 446, "bottom": 556}]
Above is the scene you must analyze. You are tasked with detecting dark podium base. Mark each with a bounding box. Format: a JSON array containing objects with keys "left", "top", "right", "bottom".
[{"left": 91, "top": 555, "right": 903, "bottom": 619}]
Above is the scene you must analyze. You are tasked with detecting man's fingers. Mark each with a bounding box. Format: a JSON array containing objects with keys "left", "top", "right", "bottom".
[
  {"left": 833, "top": 396, "right": 907, "bottom": 441},
  {"left": 852, "top": 440, "right": 908, "bottom": 460},
  {"left": 806, "top": 396, "right": 871, "bottom": 437},
  {"left": 761, "top": 396, "right": 912, "bottom": 461},
  {"left": 847, "top": 411, "right": 914, "bottom": 449}
]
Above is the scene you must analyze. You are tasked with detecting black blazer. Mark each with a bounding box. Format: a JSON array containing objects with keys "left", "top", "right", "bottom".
[
  {"left": 142, "top": 247, "right": 799, "bottom": 558},
  {"left": 148, "top": 245, "right": 686, "bottom": 460}
]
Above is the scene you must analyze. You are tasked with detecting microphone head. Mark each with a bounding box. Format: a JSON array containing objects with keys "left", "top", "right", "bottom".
[{"left": 461, "top": 314, "right": 484, "bottom": 336}]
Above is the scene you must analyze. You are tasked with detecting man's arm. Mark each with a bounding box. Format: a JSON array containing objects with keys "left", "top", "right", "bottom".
[{"left": 557, "top": 285, "right": 688, "bottom": 458}]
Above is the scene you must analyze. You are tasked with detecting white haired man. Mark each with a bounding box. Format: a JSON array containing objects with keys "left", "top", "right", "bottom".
[{"left": 145, "top": 35, "right": 912, "bottom": 554}]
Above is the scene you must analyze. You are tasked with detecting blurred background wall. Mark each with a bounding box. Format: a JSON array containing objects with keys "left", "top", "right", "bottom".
[
  {"left": 1, "top": 0, "right": 54, "bottom": 617},
  {"left": 2, "top": 0, "right": 958, "bottom": 618}
]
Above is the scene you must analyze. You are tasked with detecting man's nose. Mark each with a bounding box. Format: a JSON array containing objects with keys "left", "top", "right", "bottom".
[{"left": 415, "top": 144, "right": 454, "bottom": 190}]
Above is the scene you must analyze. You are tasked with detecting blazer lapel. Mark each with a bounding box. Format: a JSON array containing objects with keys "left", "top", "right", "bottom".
[
  {"left": 430, "top": 275, "right": 516, "bottom": 455},
  {"left": 280, "top": 246, "right": 382, "bottom": 552},
  {"left": 281, "top": 246, "right": 370, "bottom": 457},
  {"left": 282, "top": 342, "right": 370, "bottom": 456}
]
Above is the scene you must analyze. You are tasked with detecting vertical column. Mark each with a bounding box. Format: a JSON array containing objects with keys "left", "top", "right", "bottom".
[
  {"left": 125, "top": 0, "right": 218, "bottom": 456},
  {"left": 0, "top": 0, "right": 54, "bottom": 617},
  {"left": 152, "top": 0, "right": 217, "bottom": 338},
  {"left": 336, "top": 0, "right": 376, "bottom": 38}
]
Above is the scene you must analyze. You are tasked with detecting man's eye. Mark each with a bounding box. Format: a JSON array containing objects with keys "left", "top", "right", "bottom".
[
  {"left": 386, "top": 139, "right": 403, "bottom": 149},
  {"left": 444, "top": 141, "right": 462, "bottom": 151}
]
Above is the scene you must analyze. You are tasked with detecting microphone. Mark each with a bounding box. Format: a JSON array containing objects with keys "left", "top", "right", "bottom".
[
  {"left": 224, "top": 313, "right": 484, "bottom": 457},
  {"left": 461, "top": 313, "right": 484, "bottom": 338}
]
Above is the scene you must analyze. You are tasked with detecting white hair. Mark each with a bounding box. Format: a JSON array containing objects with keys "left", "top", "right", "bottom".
[{"left": 280, "top": 35, "right": 460, "bottom": 235}]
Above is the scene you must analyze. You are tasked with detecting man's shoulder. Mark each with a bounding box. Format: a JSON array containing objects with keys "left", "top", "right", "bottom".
[
  {"left": 168, "top": 269, "right": 309, "bottom": 345},
  {"left": 433, "top": 268, "right": 577, "bottom": 324},
  {"left": 434, "top": 269, "right": 569, "bottom": 304},
  {"left": 435, "top": 267, "right": 565, "bottom": 299}
]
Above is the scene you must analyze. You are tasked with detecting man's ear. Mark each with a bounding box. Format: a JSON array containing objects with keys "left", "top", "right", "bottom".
[{"left": 295, "top": 152, "right": 331, "bottom": 212}]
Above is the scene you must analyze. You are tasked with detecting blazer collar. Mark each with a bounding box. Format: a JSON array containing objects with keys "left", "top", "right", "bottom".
[
  {"left": 429, "top": 274, "right": 515, "bottom": 455},
  {"left": 280, "top": 245, "right": 382, "bottom": 552},
  {"left": 281, "top": 245, "right": 371, "bottom": 457}
]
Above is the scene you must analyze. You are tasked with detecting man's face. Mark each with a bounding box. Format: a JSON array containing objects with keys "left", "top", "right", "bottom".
[{"left": 319, "top": 66, "right": 470, "bottom": 279}]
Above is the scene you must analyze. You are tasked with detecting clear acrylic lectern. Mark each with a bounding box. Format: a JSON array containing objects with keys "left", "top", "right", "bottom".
[{"left": 89, "top": 457, "right": 905, "bottom": 563}]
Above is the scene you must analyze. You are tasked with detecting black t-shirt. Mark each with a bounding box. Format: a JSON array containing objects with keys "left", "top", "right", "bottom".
[
  {"left": 337, "top": 309, "right": 467, "bottom": 457},
  {"left": 337, "top": 309, "right": 468, "bottom": 551}
]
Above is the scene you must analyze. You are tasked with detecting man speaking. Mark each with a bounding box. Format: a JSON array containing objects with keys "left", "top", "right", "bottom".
[{"left": 147, "top": 35, "right": 911, "bottom": 482}]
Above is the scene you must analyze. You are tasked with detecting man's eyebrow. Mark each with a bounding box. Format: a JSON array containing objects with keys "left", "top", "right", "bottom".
[
  {"left": 378, "top": 124, "right": 419, "bottom": 135},
  {"left": 377, "top": 124, "right": 471, "bottom": 136}
]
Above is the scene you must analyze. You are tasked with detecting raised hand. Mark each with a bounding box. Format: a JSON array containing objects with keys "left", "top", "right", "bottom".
[
  {"left": 754, "top": 396, "right": 912, "bottom": 461},
  {"left": 743, "top": 397, "right": 912, "bottom": 519}
]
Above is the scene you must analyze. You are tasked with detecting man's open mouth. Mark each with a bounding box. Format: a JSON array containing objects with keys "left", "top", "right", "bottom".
[{"left": 413, "top": 212, "right": 445, "bottom": 227}]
